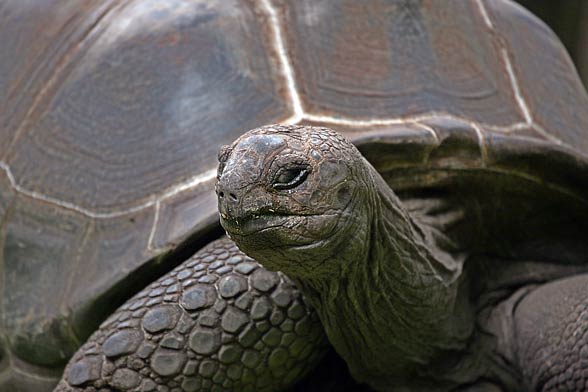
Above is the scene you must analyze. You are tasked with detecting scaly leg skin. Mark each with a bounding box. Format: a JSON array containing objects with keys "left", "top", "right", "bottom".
[
  {"left": 54, "top": 236, "right": 329, "bottom": 392},
  {"left": 514, "top": 274, "right": 588, "bottom": 391}
]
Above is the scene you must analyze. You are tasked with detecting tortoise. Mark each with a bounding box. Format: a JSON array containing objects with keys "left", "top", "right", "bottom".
[{"left": 1, "top": 0, "right": 587, "bottom": 391}]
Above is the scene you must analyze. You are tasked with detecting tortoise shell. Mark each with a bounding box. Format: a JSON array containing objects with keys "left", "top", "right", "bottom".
[{"left": 1, "top": 0, "right": 587, "bottom": 390}]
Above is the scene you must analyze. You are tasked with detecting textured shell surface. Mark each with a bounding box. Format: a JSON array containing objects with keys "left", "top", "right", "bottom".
[{"left": 1, "top": 0, "right": 588, "bottom": 391}]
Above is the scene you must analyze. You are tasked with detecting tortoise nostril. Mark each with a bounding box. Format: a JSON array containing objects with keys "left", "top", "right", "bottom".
[
  {"left": 229, "top": 193, "right": 238, "bottom": 201},
  {"left": 218, "top": 191, "right": 225, "bottom": 198}
]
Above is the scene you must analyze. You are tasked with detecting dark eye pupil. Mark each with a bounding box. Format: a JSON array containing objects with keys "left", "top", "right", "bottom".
[
  {"left": 277, "top": 169, "right": 300, "bottom": 184},
  {"left": 273, "top": 167, "right": 309, "bottom": 190}
]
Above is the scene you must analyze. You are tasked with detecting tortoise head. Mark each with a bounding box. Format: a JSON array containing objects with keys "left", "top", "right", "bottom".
[{"left": 216, "top": 124, "right": 372, "bottom": 277}]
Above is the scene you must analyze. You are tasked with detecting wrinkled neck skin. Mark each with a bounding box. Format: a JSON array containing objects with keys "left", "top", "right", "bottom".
[{"left": 294, "top": 162, "right": 472, "bottom": 390}]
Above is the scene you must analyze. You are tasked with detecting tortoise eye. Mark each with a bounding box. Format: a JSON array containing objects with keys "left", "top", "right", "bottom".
[{"left": 272, "top": 167, "right": 309, "bottom": 190}]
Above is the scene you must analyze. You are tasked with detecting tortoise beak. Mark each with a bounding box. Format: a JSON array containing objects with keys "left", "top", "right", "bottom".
[
  {"left": 216, "top": 181, "right": 242, "bottom": 221},
  {"left": 216, "top": 180, "right": 286, "bottom": 237},
  {"left": 215, "top": 178, "right": 258, "bottom": 234}
]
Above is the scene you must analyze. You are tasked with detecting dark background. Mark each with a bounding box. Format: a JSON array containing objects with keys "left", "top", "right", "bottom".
[{"left": 518, "top": 0, "right": 588, "bottom": 86}]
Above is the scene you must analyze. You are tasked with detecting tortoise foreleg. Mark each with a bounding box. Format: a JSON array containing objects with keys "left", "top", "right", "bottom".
[
  {"left": 53, "top": 236, "right": 328, "bottom": 392},
  {"left": 513, "top": 274, "right": 588, "bottom": 391}
]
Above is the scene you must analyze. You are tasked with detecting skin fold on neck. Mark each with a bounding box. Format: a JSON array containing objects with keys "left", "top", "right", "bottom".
[{"left": 293, "top": 161, "right": 473, "bottom": 388}]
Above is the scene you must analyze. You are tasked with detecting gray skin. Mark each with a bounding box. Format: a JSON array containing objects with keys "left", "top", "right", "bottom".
[{"left": 216, "top": 124, "right": 588, "bottom": 391}]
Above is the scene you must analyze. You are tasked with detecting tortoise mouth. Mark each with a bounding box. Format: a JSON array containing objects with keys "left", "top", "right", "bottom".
[
  {"left": 220, "top": 213, "right": 290, "bottom": 236},
  {"left": 220, "top": 211, "right": 344, "bottom": 254},
  {"left": 220, "top": 211, "right": 342, "bottom": 238}
]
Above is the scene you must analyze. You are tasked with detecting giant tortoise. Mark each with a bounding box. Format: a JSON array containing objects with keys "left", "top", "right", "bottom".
[{"left": 1, "top": 0, "right": 588, "bottom": 391}]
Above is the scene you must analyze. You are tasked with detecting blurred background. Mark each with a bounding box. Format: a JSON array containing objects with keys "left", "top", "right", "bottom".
[{"left": 519, "top": 0, "right": 588, "bottom": 86}]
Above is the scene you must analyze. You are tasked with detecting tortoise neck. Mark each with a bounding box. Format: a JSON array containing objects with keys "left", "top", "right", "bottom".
[{"left": 296, "top": 163, "right": 472, "bottom": 385}]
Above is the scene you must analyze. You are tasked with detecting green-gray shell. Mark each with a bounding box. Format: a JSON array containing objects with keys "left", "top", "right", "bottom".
[{"left": 1, "top": 0, "right": 587, "bottom": 390}]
